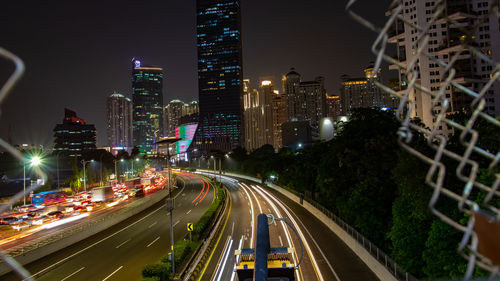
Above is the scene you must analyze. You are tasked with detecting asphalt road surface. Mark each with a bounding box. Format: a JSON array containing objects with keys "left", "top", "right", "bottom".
[
  {"left": 198, "top": 174, "right": 379, "bottom": 281},
  {"left": 2, "top": 173, "right": 214, "bottom": 281}
]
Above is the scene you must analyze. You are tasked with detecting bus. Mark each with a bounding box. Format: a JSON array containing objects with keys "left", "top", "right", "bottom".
[{"left": 32, "top": 191, "right": 66, "bottom": 206}]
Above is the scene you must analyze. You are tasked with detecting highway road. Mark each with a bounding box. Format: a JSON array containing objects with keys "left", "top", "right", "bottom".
[
  {"left": 198, "top": 174, "right": 379, "bottom": 281},
  {"left": 2, "top": 173, "right": 214, "bottom": 281}
]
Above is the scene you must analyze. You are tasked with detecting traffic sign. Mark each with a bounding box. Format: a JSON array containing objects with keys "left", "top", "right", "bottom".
[{"left": 187, "top": 223, "right": 193, "bottom": 232}]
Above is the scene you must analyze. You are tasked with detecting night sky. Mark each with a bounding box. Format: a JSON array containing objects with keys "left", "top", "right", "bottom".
[{"left": 0, "top": 0, "right": 391, "bottom": 147}]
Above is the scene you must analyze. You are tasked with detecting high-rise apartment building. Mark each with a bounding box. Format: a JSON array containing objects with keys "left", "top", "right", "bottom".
[
  {"left": 341, "top": 64, "right": 396, "bottom": 115},
  {"left": 282, "top": 68, "right": 327, "bottom": 138},
  {"left": 131, "top": 59, "right": 164, "bottom": 155},
  {"left": 106, "top": 92, "right": 133, "bottom": 150},
  {"left": 53, "top": 109, "right": 96, "bottom": 157},
  {"left": 388, "top": 0, "right": 500, "bottom": 132},
  {"left": 242, "top": 79, "right": 276, "bottom": 151},
  {"left": 195, "top": 0, "right": 244, "bottom": 153},
  {"left": 326, "top": 95, "right": 342, "bottom": 118},
  {"left": 272, "top": 90, "right": 287, "bottom": 150}
]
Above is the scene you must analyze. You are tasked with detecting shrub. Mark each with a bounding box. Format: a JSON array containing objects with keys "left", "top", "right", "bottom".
[{"left": 142, "top": 263, "right": 170, "bottom": 281}]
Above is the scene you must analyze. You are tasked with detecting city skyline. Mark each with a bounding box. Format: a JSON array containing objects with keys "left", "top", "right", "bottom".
[{"left": 0, "top": 0, "right": 391, "bottom": 147}]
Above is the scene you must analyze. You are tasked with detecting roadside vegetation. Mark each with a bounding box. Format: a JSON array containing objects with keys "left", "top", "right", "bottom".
[
  {"left": 224, "top": 108, "right": 499, "bottom": 279},
  {"left": 141, "top": 180, "right": 226, "bottom": 281}
]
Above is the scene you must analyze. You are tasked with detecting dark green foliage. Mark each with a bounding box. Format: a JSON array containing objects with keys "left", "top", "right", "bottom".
[
  {"left": 141, "top": 277, "right": 160, "bottom": 281},
  {"left": 142, "top": 263, "right": 170, "bottom": 281}
]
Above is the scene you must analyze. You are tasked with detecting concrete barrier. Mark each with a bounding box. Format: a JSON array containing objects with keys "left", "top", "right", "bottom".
[
  {"left": 198, "top": 170, "right": 398, "bottom": 281},
  {"left": 0, "top": 188, "right": 171, "bottom": 277}
]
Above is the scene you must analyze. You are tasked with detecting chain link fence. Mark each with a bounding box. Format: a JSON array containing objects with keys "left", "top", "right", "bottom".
[{"left": 346, "top": 0, "right": 500, "bottom": 279}]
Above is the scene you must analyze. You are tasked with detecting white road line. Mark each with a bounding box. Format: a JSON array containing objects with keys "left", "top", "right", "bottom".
[
  {"left": 230, "top": 236, "right": 244, "bottom": 281},
  {"left": 174, "top": 220, "right": 180, "bottom": 227},
  {"left": 243, "top": 183, "right": 263, "bottom": 214},
  {"left": 231, "top": 221, "right": 235, "bottom": 236},
  {"left": 187, "top": 209, "right": 192, "bottom": 214},
  {"left": 148, "top": 221, "right": 157, "bottom": 228},
  {"left": 214, "top": 238, "right": 234, "bottom": 281},
  {"left": 255, "top": 185, "right": 331, "bottom": 281},
  {"left": 102, "top": 265, "right": 123, "bottom": 281},
  {"left": 239, "top": 183, "right": 255, "bottom": 247},
  {"left": 279, "top": 235, "right": 283, "bottom": 246},
  {"left": 147, "top": 236, "right": 160, "bottom": 248},
  {"left": 25, "top": 185, "right": 188, "bottom": 280},
  {"left": 60, "top": 267, "right": 85, "bottom": 281},
  {"left": 115, "top": 239, "right": 131, "bottom": 249}
]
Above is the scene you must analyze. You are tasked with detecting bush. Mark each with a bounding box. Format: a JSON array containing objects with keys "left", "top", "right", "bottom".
[
  {"left": 141, "top": 277, "right": 160, "bottom": 281},
  {"left": 142, "top": 263, "right": 170, "bottom": 281}
]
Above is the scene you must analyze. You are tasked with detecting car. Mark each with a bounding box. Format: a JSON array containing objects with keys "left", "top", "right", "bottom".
[
  {"left": 31, "top": 215, "right": 49, "bottom": 225},
  {"left": 47, "top": 211, "right": 64, "bottom": 219},
  {"left": 11, "top": 221, "right": 30, "bottom": 231},
  {"left": 0, "top": 217, "right": 18, "bottom": 225}
]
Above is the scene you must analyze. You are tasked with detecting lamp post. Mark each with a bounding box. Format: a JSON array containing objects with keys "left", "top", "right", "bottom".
[
  {"left": 131, "top": 158, "right": 139, "bottom": 177},
  {"left": 81, "top": 159, "right": 94, "bottom": 192},
  {"left": 23, "top": 156, "right": 42, "bottom": 206},
  {"left": 155, "top": 137, "right": 181, "bottom": 276}
]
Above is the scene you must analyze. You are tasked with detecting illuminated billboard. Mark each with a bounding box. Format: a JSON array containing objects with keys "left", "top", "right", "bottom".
[{"left": 175, "top": 123, "right": 198, "bottom": 154}]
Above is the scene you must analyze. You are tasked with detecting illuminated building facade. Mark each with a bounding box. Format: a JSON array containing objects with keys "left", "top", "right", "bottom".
[
  {"left": 282, "top": 68, "right": 327, "bottom": 138},
  {"left": 272, "top": 89, "right": 286, "bottom": 150},
  {"left": 340, "top": 64, "right": 394, "bottom": 114},
  {"left": 53, "top": 109, "right": 96, "bottom": 157},
  {"left": 106, "top": 92, "right": 133, "bottom": 151},
  {"left": 326, "top": 94, "right": 342, "bottom": 118},
  {"left": 131, "top": 59, "right": 164, "bottom": 155},
  {"left": 242, "top": 79, "right": 276, "bottom": 151},
  {"left": 388, "top": 0, "right": 500, "bottom": 133},
  {"left": 164, "top": 100, "right": 200, "bottom": 137},
  {"left": 195, "top": 0, "right": 244, "bottom": 153}
]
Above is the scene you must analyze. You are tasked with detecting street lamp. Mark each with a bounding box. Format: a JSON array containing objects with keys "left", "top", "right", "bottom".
[
  {"left": 81, "top": 159, "right": 94, "bottom": 192},
  {"left": 131, "top": 158, "right": 139, "bottom": 177},
  {"left": 155, "top": 137, "right": 181, "bottom": 276},
  {"left": 23, "top": 156, "right": 42, "bottom": 206}
]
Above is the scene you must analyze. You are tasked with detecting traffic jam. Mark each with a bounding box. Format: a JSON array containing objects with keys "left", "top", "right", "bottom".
[{"left": 0, "top": 169, "right": 168, "bottom": 247}]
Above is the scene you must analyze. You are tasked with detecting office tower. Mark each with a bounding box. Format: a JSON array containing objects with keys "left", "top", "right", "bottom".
[
  {"left": 53, "top": 109, "right": 96, "bottom": 157},
  {"left": 259, "top": 78, "right": 276, "bottom": 146},
  {"left": 196, "top": 0, "right": 244, "bottom": 153},
  {"left": 131, "top": 59, "right": 164, "bottom": 155},
  {"left": 282, "top": 68, "right": 327, "bottom": 138},
  {"left": 166, "top": 100, "right": 185, "bottom": 137},
  {"left": 106, "top": 92, "right": 133, "bottom": 151},
  {"left": 388, "top": 0, "right": 500, "bottom": 132},
  {"left": 326, "top": 94, "right": 342, "bottom": 118},
  {"left": 183, "top": 101, "right": 199, "bottom": 116}
]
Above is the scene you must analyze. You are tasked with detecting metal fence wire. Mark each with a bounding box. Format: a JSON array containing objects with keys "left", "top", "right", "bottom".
[
  {"left": 346, "top": 0, "right": 500, "bottom": 279},
  {"left": 0, "top": 48, "right": 45, "bottom": 280}
]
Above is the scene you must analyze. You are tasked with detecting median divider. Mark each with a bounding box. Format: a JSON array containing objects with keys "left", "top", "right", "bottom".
[
  {"left": 140, "top": 176, "right": 230, "bottom": 281},
  {"left": 0, "top": 185, "right": 175, "bottom": 277}
]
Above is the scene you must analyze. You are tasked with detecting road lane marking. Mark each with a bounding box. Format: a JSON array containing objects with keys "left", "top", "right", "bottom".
[
  {"left": 25, "top": 185, "right": 187, "bottom": 280},
  {"left": 147, "top": 236, "right": 160, "bottom": 248},
  {"left": 230, "top": 236, "right": 244, "bottom": 281},
  {"left": 187, "top": 209, "right": 192, "bottom": 215},
  {"left": 255, "top": 185, "right": 330, "bottom": 281},
  {"left": 214, "top": 237, "right": 234, "bottom": 281},
  {"left": 231, "top": 221, "right": 235, "bottom": 236},
  {"left": 102, "top": 265, "right": 123, "bottom": 281},
  {"left": 115, "top": 239, "right": 131, "bottom": 249},
  {"left": 60, "top": 267, "right": 85, "bottom": 281},
  {"left": 148, "top": 221, "right": 157, "bottom": 228},
  {"left": 174, "top": 220, "right": 180, "bottom": 227},
  {"left": 279, "top": 235, "right": 283, "bottom": 246},
  {"left": 239, "top": 183, "right": 255, "bottom": 247}
]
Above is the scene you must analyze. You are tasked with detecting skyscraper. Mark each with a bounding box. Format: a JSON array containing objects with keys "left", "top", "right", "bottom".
[
  {"left": 106, "top": 92, "right": 133, "bottom": 151},
  {"left": 195, "top": 0, "right": 244, "bottom": 153},
  {"left": 166, "top": 100, "right": 185, "bottom": 137},
  {"left": 131, "top": 59, "right": 164, "bottom": 155},
  {"left": 53, "top": 109, "right": 96, "bottom": 157},
  {"left": 388, "top": 0, "right": 500, "bottom": 132}
]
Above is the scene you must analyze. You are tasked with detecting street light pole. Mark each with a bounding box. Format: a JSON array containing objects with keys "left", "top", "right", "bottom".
[
  {"left": 155, "top": 137, "right": 181, "bottom": 277},
  {"left": 23, "top": 164, "right": 26, "bottom": 206},
  {"left": 81, "top": 159, "right": 94, "bottom": 192}
]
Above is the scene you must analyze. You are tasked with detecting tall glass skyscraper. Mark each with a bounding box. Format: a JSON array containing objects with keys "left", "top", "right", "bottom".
[
  {"left": 195, "top": 0, "right": 244, "bottom": 153},
  {"left": 131, "top": 59, "right": 164, "bottom": 155}
]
